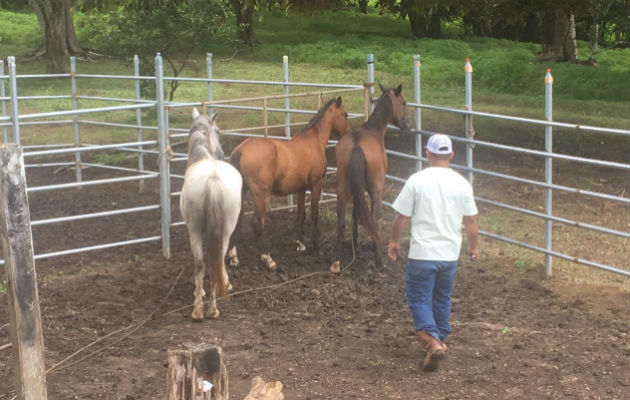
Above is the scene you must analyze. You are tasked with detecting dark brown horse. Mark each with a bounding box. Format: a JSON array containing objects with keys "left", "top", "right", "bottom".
[
  {"left": 331, "top": 84, "right": 412, "bottom": 272},
  {"left": 230, "top": 97, "right": 349, "bottom": 269}
]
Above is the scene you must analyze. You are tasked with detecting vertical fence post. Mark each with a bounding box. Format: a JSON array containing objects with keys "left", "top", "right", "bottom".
[
  {"left": 155, "top": 53, "right": 171, "bottom": 259},
  {"left": 134, "top": 55, "right": 145, "bottom": 193},
  {"left": 366, "top": 53, "right": 375, "bottom": 115},
  {"left": 283, "top": 55, "right": 292, "bottom": 207},
  {"left": 464, "top": 58, "right": 474, "bottom": 184},
  {"left": 544, "top": 68, "right": 554, "bottom": 277},
  {"left": 413, "top": 55, "right": 422, "bottom": 171},
  {"left": 206, "top": 53, "right": 213, "bottom": 116},
  {"left": 0, "top": 144, "right": 48, "bottom": 400},
  {"left": 283, "top": 55, "right": 290, "bottom": 137},
  {"left": 8, "top": 56, "right": 20, "bottom": 144},
  {"left": 70, "top": 57, "right": 82, "bottom": 183},
  {"left": 0, "top": 60, "right": 8, "bottom": 143}
]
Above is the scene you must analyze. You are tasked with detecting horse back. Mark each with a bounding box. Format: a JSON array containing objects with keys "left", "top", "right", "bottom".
[{"left": 181, "top": 160, "right": 242, "bottom": 227}]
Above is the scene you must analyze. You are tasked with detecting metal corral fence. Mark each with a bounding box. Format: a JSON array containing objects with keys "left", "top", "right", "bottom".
[{"left": 0, "top": 53, "right": 628, "bottom": 278}]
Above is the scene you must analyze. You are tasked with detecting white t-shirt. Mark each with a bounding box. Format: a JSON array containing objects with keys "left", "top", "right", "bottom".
[{"left": 392, "top": 167, "right": 478, "bottom": 261}]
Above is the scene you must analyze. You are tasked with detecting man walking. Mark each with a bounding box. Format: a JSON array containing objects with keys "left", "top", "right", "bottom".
[{"left": 388, "top": 133, "right": 479, "bottom": 372}]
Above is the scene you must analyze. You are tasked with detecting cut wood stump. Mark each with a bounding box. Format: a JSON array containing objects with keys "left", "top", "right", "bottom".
[
  {"left": 243, "top": 376, "right": 284, "bottom": 400},
  {"left": 166, "top": 343, "right": 228, "bottom": 400}
]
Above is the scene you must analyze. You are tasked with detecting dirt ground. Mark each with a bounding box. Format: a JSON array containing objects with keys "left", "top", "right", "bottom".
[{"left": 1, "top": 141, "right": 629, "bottom": 399}]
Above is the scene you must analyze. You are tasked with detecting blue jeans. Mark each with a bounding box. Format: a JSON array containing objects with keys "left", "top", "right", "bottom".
[{"left": 405, "top": 259, "right": 458, "bottom": 342}]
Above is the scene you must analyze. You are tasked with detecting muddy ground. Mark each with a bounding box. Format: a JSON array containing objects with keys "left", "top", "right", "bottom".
[{"left": 1, "top": 140, "right": 629, "bottom": 399}]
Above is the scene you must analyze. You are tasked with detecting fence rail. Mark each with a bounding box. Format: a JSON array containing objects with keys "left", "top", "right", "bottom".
[{"left": 0, "top": 53, "right": 627, "bottom": 278}]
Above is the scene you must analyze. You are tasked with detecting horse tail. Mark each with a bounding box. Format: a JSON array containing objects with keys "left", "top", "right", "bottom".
[
  {"left": 204, "top": 187, "right": 229, "bottom": 300},
  {"left": 348, "top": 143, "right": 381, "bottom": 243},
  {"left": 230, "top": 150, "right": 242, "bottom": 173},
  {"left": 209, "top": 237, "right": 229, "bottom": 299}
]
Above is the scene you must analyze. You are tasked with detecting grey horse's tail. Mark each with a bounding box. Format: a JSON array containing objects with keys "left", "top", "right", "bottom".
[{"left": 204, "top": 188, "right": 229, "bottom": 299}]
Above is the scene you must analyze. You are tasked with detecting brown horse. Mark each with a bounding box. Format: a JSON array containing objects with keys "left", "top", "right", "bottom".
[
  {"left": 230, "top": 96, "right": 349, "bottom": 269},
  {"left": 331, "top": 84, "right": 412, "bottom": 272}
]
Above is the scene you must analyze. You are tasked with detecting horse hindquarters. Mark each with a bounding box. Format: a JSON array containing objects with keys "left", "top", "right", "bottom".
[
  {"left": 204, "top": 169, "right": 242, "bottom": 318},
  {"left": 180, "top": 179, "right": 209, "bottom": 321}
]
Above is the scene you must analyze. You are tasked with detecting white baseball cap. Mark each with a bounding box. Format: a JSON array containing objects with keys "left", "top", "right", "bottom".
[{"left": 426, "top": 134, "right": 452, "bottom": 155}]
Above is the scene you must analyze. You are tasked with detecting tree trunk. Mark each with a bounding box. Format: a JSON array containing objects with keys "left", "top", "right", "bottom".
[
  {"left": 408, "top": 9, "right": 441, "bottom": 38},
  {"left": 230, "top": 0, "right": 256, "bottom": 47},
  {"left": 589, "top": 23, "right": 599, "bottom": 53},
  {"left": 539, "top": 8, "right": 575, "bottom": 62},
  {"left": 565, "top": 12, "right": 578, "bottom": 62},
  {"left": 408, "top": 10, "right": 429, "bottom": 38},
  {"left": 358, "top": 0, "right": 367, "bottom": 13},
  {"left": 27, "top": 0, "right": 83, "bottom": 73}
]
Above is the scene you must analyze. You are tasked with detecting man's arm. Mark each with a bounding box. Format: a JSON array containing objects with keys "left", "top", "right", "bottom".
[
  {"left": 388, "top": 213, "right": 410, "bottom": 261},
  {"left": 463, "top": 215, "right": 479, "bottom": 261}
]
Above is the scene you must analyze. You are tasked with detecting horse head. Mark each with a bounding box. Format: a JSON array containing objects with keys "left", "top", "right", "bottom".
[
  {"left": 189, "top": 107, "right": 225, "bottom": 161},
  {"left": 378, "top": 83, "right": 413, "bottom": 134},
  {"left": 327, "top": 96, "right": 349, "bottom": 138}
]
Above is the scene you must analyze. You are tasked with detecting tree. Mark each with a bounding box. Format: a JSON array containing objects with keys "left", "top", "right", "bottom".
[
  {"left": 84, "top": 0, "right": 236, "bottom": 100},
  {"left": 230, "top": 0, "right": 257, "bottom": 47},
  {"left": 27, "top": 0, "right": 84, "bottom": 73},
  {"left": 378, "top": 0, "right": 458, "bottom": 38}
]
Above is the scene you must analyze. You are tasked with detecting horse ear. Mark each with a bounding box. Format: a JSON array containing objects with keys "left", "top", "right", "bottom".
[
  {"left": 379, "top": 83, "right": 386, "bottom": 93},
  {"left": 192, "top": 107, "right": 200, "bottom": 120},
  {"left": 211, "top": 112, "right": 219, "bottom": 122},
  {"left": 336, "top": 96, "right": 342, "bottom": 107},
  {"left": 395, "top": 84, "right": 402, "bottom": 96}
]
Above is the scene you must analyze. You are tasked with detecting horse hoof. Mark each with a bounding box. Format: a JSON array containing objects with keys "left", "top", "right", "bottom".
[
  {"left": 261, "top": 254, "right": 277, "bottom": 271},
  {"left": 296, "top": 240, "right": 306, "bottom": 252},
  {"left": 330, "top": 261, "right": 341, "bottom": 273},
  {"left": 191, "top": 309, "right": 204, "bottom": 321},
  {"left": 208, "top": 309, "right": 220, "bottom": 319},
  {"left": 226, "top": 283, "right": 233, "bottom": 291},
  {"left": 228, "top": 247, "right": 239, "bottom": 267}
]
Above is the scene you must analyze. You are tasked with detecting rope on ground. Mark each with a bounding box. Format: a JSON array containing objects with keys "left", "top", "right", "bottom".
[
  {"left": 164, "top": 239, "right": 357, "bottom": 317},
  {"left": 46, "top": 262, "right": 187, "bottom": 375},
  {"left": 10, "top": 241, "right": 358, "bottom": 385}
]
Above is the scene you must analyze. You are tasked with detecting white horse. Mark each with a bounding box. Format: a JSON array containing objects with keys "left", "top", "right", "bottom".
[{"left": 180, "top": 108, "right": 242, "bottom": 320}]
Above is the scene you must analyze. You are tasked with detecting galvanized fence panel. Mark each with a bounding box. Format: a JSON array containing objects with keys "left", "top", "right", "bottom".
[{"left": 0, "top": 53, "right": 627, "bottom": 279}]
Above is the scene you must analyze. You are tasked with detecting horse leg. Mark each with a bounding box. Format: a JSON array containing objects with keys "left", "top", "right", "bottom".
[
  {"left": 331, "top": 187, "right": 347, "bottom": 273},
  {"left": 296, "top": 190, "right": 307, "bottom": 252},
  {"left": 253, "top": 189, "right": 276, "bottom": 270},
  {"left": 189, "top": 229, "right": 206, "bottom": 321},
  {"left": 207, "top": 238, "right": 231, "bottom": 319},
  {"left": 227, "top": 245, "right": 239, "bottom": 268},
  {"left": 309, "top": 180, "right": 323, "bottom": 253},
  {"left": 226, "top": 187, "right": 246, "bottom": 268}
]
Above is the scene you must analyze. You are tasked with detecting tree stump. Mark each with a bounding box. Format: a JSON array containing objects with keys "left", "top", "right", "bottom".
[
  {"left": 243, "top": 376, "right": 284, "bottom": 400},
  {"left": 166, "top": 343, "right": 228, "bottom": 400}
]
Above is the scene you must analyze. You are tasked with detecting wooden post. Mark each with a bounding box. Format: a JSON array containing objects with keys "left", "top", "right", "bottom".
[
  {"left": 0, "top": 144, "right": 47, "bottom": 400},
  {"left": 166, "top": 343, "right": 228, "bottom": 400}
]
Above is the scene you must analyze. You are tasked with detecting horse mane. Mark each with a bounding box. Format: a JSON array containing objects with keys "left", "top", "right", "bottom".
[
  {"left": 188, "top": 114, "right": 224, "bottom": 160},
  {"left": 296, "top": 98, "right": 337, "bottom": 135},
  {"left": 188, "top": 114, "right": 225, "bottom": 163},
  {"left": 363, "top": 92, "right": 393, "bottom": 132}
]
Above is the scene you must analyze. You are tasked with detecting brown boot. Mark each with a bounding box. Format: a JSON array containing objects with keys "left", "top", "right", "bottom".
[{"left": 416, "top": 331, "right": 445, "bottom": 372}]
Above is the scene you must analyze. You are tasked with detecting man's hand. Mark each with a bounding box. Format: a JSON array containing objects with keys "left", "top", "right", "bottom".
[
  {"left": 468, "top": 247, "right": 479, "bottom": 261},
  {"left": 388, "top": 240, "right": 401, "bottom": 261}
]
